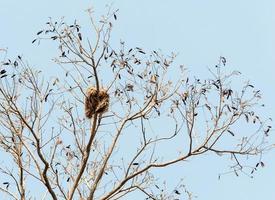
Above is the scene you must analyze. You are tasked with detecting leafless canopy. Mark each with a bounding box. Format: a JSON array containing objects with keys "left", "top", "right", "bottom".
[{"left": 0, "top": 8, "right": 272, "bottom": 200}]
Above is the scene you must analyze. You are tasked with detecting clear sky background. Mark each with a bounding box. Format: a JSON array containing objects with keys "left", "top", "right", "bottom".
[{"left": 0, "top": 0, "right": 275, "bottom": 199}]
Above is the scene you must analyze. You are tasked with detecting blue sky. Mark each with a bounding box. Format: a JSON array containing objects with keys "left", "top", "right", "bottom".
[{"left": 1, "top": 0, "right": 275, "bottom": 199}]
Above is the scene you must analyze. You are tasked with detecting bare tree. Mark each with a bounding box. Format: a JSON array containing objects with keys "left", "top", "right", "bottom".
[{"left": 0, "top": 8, "right": 272, "bottom": 200}]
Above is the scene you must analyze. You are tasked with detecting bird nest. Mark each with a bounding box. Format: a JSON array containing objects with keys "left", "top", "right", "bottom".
[{"left": 85, "top": 86, "right": 109, "bottom": 118}]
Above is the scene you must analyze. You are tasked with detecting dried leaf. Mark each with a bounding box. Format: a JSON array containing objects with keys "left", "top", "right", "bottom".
[
  {"left": 78, "top": 33, "right": 82, "bottom": 41},
  {"left": 260, "top": 162, "right": 265, "bottom": 167},
  {"left": 37, "top": 30, "right": 43, "bottom": 35},
  {"left": 227, "top": 130, "right": 235, "bottom": 136},
  {"left": 220, "top": 56, "right": 226, "bottom": 66},
  {"left": 138, "top": 50, "right": 146, "bottom": 54},
  {"left": 245, "top": 114, "right": 249, "bottom": 123},
  {"left": 174, "top": 190, "right": 180, "bottom": 195},
  {"left": 51, "top": 36, "right": 58, "bottom": 40}
]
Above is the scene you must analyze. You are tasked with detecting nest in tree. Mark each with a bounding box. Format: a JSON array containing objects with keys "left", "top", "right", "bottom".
[{"left": 85, "top": 86, "right": 109, "bottom": 118}]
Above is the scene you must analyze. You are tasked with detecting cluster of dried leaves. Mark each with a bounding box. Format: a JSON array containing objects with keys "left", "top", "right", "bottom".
[{"left": 0, "top": 8, "right": 272, "bottom": 200}]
